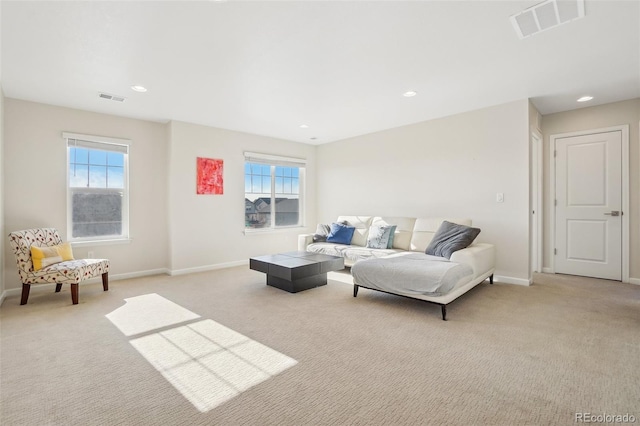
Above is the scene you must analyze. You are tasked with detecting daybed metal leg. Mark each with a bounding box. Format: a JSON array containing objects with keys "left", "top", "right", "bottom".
[
  {"left": 441, "top": 305, "right": 447, "bottom": 321},
  {"left": 55, "top": 283, "right": 62, "bottom": 293},
  {"left": 489, "top": 274, "right": 494, "bottom": 284},
  {"left": 353, "top": 285, "right": 359, "bottom": 297}
]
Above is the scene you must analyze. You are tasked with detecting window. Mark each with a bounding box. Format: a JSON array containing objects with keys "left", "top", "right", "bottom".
[
  {"left": 64, "top": 132, "right": 130, "bottom": 242},
  {"left": 244, "top": 152, "right": 305, "bottom": 230}
]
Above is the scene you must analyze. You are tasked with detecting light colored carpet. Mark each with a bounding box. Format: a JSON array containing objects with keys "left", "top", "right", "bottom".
[{"left": 1, "top": 267, "right": 638, "bottom": 425}]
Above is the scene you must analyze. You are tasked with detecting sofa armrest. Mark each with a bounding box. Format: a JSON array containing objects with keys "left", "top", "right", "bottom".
[
  {"left": 449, "top": 243, "right": 495, "bottom": 278},
  {"left": 298, "top": 234, "right": 314, "bottom": 252}
]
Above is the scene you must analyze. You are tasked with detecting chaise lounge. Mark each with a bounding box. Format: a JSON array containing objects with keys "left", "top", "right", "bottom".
[{"left": 299, "top": 216, "right": 495, "bottom": 319}]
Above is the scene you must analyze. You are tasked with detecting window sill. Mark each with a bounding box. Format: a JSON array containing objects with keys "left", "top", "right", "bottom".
[
  {"left": 244, "top": 227, "right": 306, "bottom": 236},
  {"left": 70, "top": 238, "right": 132, "bottom": 247}
]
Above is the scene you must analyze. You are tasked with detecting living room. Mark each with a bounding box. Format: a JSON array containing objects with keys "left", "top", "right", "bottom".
[{"left": 0, "top": 1, "right": 638, "bottom": 425}]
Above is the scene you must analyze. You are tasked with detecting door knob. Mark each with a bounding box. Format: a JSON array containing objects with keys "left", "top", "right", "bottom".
[{"left": 604, "top": 211, "right": 620, "bottom": 216}]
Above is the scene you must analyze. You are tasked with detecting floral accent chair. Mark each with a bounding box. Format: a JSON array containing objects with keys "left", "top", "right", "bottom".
[{"left": 8, "top": 228, "right": 110, "bottom": 305}]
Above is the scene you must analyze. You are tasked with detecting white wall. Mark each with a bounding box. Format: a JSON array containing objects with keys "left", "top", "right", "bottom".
[
  {"left": 167, "top": 120, "right": 317, "bottom": 274},
  {"left": 3, "top": 95, "right": 636, "bottom": 289},
  {"left": 0, "top": 88, "right": 5, "bottom": 300},
  {"left": 0, "top": 1, "right": 4, "bottom": 300},
  {"left": 528, "top": 100, "right": 542, "bottom": 278},
  {"left": 316, "top": 100, "right": 531, "bottom": 283},
  {"left": 3, "top": 99, "right": 169, "bottom": 291},
  {"left": 1, "top": 99, "right": 318, "bottom": 292},
  {"left": 542, "top": 98, "right": 640, "bottom": 281}
]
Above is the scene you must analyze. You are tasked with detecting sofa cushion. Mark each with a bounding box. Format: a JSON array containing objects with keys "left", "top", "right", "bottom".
[
  {"left": 326, "top": 223, "right": 355, "bottom": 245},
  {"left": 425, "top": 221, "right": 481, "bottom": 259},
  {"left": 343, "top": 246, "right": 403, "bottom": 264},
  {"left": 306, "top": 243, "right": 402, "bottom": 265},
  {"left": 366, "top": 225, "right": 396, "bottom": 249},
  {"left": 410, "top": 218, "right": 471, "bottom": 252},
  {"left": 336, "top": 216, "right": 373, "bottom": 247},
  {"left": 307, "top": 242, "right": 350, "bottom": 258},
  {"left": 371, "top": 217, "right": 416, "bottom": 250},
  {"left": 28, "top": 258, "right": 109, "bottom": 284}
]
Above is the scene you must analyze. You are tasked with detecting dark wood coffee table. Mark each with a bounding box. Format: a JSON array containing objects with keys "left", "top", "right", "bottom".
[{"left": 250, "top": 251, "right": 345, "bottom": 293}]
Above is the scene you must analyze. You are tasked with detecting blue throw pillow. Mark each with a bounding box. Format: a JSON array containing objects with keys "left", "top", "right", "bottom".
[{"left": 326, "top": 222, "right": 355, "bottom": 245}]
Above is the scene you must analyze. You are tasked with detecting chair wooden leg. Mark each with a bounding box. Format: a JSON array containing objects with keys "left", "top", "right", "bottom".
[
  {"left": 55, "top": 283, "right": 62, "bottom": 293},
  {"left": 71, "top": 284, "right": 79, "bottom": 305},
  {"left": 102, "top": 272, "right": 109, "bottom": 291},
  {"left": 20, "top": 284, "right": 31, "bottom": 305}
]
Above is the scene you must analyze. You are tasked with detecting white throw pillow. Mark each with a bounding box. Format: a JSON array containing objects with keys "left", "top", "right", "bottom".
[{"left": 366, "top": 225, "right": 396, "bottom": 249}]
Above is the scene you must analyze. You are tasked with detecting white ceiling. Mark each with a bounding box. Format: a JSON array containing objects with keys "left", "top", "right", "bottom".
[{"left": 2, "top": 1, "right": 639, "bottom": 144}]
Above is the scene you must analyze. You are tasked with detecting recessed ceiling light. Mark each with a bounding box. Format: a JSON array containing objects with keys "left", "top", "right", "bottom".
[
  {"left": 403, "top": 91, "right": 417, "bottom": 97},
  {"left": 577, "top": 96, "right": 593, "bottom": 102},
  {"left": 310, "top": 137, "right": 317, "bottom": 140},
  {"left": 299, "top": 124, "right": 309, "bottom": 129},
  {"left": 131, "top": 85, "right": 147, "bottom": 93}
]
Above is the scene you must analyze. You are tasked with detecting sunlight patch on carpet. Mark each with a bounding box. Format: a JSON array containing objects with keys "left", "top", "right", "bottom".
[
  {"left": 105, "top": 293, "right": 200, "bottom": 336},
  {"left": 328, "top": 271, "right": 354, "bottom": 285},
  {"left": 106, "top": 294, "right": 297, "bottom": 412}
]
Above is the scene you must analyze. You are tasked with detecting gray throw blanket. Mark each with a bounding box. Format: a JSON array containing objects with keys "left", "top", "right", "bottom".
[{"left": 351, "top": 252, "right": 473, "bottom": 296}]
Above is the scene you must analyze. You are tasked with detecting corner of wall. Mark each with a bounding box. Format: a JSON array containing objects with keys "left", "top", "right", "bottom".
[
  {"left": 317, "top": 99, "right": 532, "bottom": 280},
  {"left": 528, "top": 99, "right": 542, "bottom": 135},
  {"left": 165, "top": 120, "right": 174, "bottom": 272},
  {"left": 0, "top": 84, "right": 5, "bottom": 303}
]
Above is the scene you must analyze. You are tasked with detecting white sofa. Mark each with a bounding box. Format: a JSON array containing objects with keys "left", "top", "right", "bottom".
[{"left": 298, "top": 216, "right": 495, "bottom": 320}]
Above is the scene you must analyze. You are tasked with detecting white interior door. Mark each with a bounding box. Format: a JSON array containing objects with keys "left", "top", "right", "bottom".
[{"left": 554, "top": 130, "right": 622, "bottom": 280}]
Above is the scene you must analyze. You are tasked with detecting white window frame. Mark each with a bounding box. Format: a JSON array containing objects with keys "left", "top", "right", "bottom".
[
  {"left": 244, "top": 152, "right": 306, "bottom": 232},
  {"left": 64, "top": 132, "right": 131, "bottom": 245}
]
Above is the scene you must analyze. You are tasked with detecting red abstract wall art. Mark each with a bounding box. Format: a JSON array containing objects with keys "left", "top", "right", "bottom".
[{"left": 196, "top": 157, "right": 224, "bottom": 195}]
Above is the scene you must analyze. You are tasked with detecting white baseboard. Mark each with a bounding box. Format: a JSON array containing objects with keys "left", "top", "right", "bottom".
[
  {"left": 493, "top": 275, "right": 531, "bottom": 286},
  {"left": 0, "top": 264, "right": 549, "bottom": 305},
  {"left": 328, "top": 271, "right": 354, "bottom": 285},
  {"left": 0, "top": 263, "right": 248, "bottom": 304},
  {"left": 169, "top": 260, "right": 249, "bottom": 276},
  {"left": 0, "top": 268, "right": 170, "bottom": 306},
  {"left": 111, "top": 268, "right": 170, "bottom": 280},
  {"left": 536, "top": 269, "right": 639, "bottom": 286},
  {"left": 2, "top": 284, "right": 56, "bottom": 299}
]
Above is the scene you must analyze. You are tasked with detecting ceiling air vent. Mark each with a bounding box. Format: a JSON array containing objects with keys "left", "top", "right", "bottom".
[
  {"left": 99, "top": 93, "right": 126, "bottom": 102},
  {"left": 510, "top": 0, "right": 585, "bottom": 39}
]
